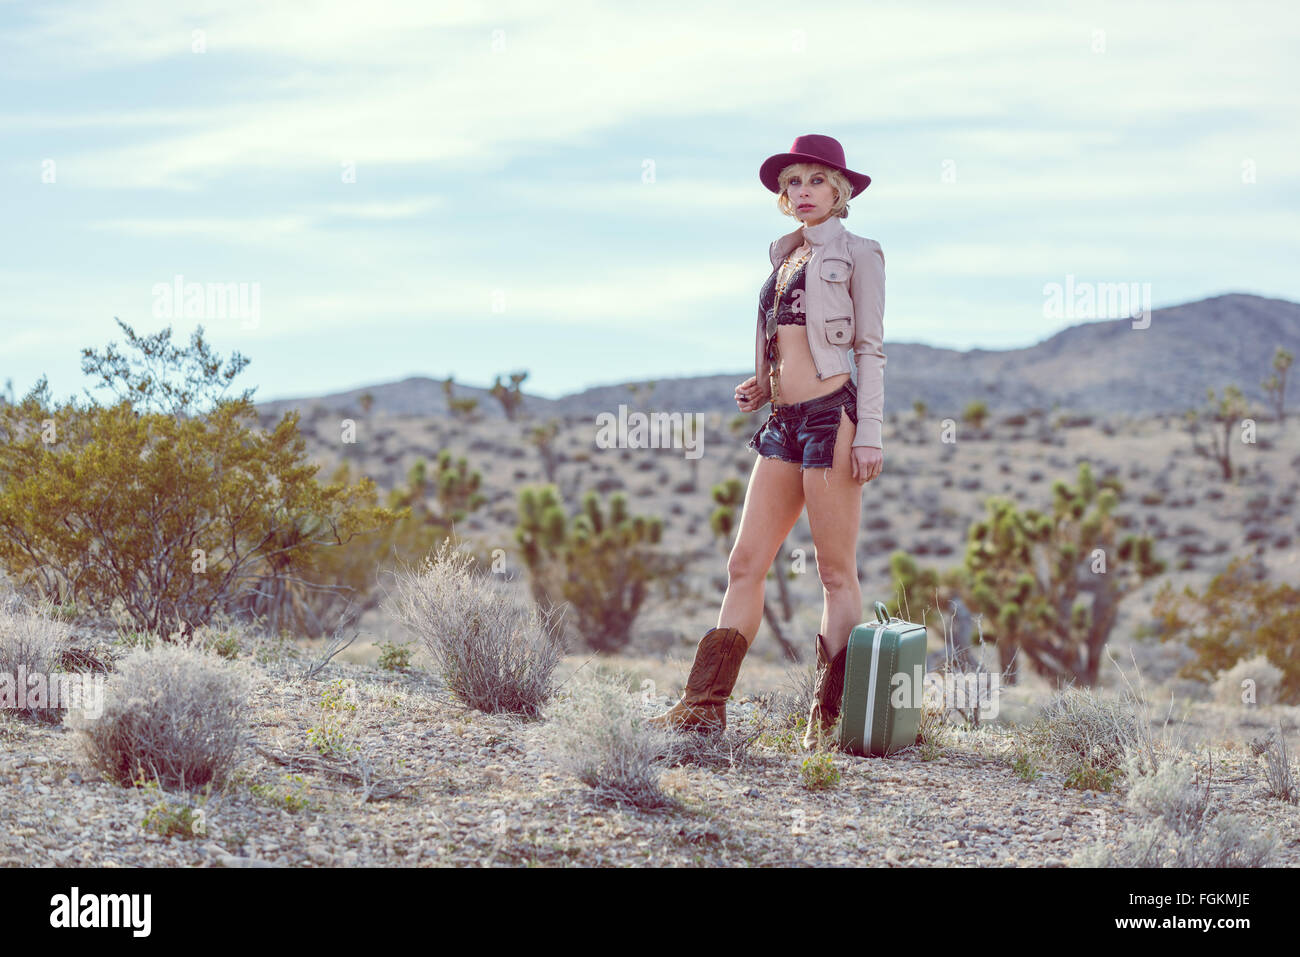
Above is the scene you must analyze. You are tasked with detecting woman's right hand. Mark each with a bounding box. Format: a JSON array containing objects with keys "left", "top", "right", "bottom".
[{"left": 735, "top": 375, "right": 770, "bottom": 413}]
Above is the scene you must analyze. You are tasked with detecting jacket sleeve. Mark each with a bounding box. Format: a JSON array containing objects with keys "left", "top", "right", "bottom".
[{"left": 849, "top": 241, "right": 886, "bottom": 449}]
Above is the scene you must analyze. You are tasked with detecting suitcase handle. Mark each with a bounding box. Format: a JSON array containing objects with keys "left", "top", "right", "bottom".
[{"left": 873, "top": 600, "right": 889, "bottom": 623}]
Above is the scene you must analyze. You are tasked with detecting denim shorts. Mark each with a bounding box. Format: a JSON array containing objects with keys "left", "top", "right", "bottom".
[{"left": 746, "top": 381, "right": 858, "bottom": 473}]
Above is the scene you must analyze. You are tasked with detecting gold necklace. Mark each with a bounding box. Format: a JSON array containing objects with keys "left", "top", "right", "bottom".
[{"left": 768, "top": 244, "right": 813, "bottom": 407}]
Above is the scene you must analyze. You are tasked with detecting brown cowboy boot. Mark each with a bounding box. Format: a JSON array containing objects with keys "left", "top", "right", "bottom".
[
  {"left": 648, "top": 627, "right": 749, "bottom": 734},
  {"left": 802, "top": 633, "right": 847, "bottom": 750}
]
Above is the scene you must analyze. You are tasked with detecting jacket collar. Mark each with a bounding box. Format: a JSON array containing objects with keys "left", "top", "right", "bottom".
[{"left": 771, "top": 214, "right": 846, "bottom": 265}]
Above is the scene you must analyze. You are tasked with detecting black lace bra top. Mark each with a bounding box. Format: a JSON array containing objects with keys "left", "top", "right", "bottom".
[
  {"left": 759, "top": 259, "right": 808, "bottom": 329},
  {"left": 760, "top": 258, "right": 809, "bottom": 363},
  {"left": 759, "top": 260, "right": 806, "bottom": 330}
]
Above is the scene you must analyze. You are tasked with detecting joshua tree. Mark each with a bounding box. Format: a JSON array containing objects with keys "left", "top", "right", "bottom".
[
  {"left": 527, "top": 420, "right": 562, "bottom": 482},
  {"left": 515, "top": 486, "right": 689, "bottom": 652},
  {"left": 962, "top": 399, "right": 989, "bottom": 432},
  {"left": 1261, "top": 346, "right": 1293, "bottom": 424},
  {"left": 490, "top": 371, "right": 528, "bottom": 421},
  {"left": 442, "top": 376, "right": 478, "bottom": 420},
  {"left": 959, "top": 461, "right": 1165, "bottom": 685},
  {"left": 1184, "top": 385, "right": 1250, "bottom": 481}
]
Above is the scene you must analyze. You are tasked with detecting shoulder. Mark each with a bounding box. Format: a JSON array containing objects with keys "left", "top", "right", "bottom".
[
  {"left": 843, "top": 232, "right": 884, "bottom": 273},
  {"left": 843, "top": 230, "right": 882, "bottom": 256}
]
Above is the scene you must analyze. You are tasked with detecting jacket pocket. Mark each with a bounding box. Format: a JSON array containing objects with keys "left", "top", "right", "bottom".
[
  {"left": 819, "top": 257, "right": 850, "bottom": 282},
  {"left": 818, "top": 256, "right": 854, "bottom": 326},
  {"left": 824, "top": 315, "right": 852, "bottom": 345}
]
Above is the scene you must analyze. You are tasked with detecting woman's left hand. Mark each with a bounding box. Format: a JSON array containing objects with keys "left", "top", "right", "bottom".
[{"left": 851, "top": 446, "right": 883, "bottom": 485}]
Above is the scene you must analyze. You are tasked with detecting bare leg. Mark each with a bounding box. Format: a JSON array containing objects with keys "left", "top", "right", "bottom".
[
  {"left": 803, "top": 408, "right": 865, "bottom": 658},
  {"left": 719, "top": 453, "right": 806, "bottom": 649}
]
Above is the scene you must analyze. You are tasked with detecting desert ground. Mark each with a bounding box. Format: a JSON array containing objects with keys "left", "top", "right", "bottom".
[{"left": 2, "top": 402, "right": 1297, "bottom": 867}]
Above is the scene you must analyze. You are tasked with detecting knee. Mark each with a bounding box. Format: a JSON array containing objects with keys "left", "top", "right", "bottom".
[
  {"left": 816, "top": 563, "right": 858, "bottom": 593},
  {"left": 726, "top": 547, "right": 769, "bottom": 585}
]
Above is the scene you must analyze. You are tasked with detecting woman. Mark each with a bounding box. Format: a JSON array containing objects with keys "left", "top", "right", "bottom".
[{"left": 649, "top": 134, "right": 886, "bottom": 750}]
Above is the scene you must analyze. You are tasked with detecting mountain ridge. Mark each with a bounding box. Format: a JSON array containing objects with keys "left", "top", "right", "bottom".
[{"left": 251, "top": 293, "right": 1300, "bottom": 422}]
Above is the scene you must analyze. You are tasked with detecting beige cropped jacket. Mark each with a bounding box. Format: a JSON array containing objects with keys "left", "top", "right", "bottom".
[{"left": 754, "top": 214, "right": 886, "bottom": 449}]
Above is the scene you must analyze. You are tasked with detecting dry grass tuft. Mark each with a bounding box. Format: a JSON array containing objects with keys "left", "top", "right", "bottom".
[
  {"left": 1251, "top": 727, "right": 1299, "bottom": 803},
  {"left": 541, "top": 670, "right": 680, "bottom": 811},
  {"left": 384, "top": 538, "right": 564, "bottom": 716}
]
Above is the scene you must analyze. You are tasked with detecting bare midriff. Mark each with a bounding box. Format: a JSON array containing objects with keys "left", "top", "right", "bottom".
[
  {"left": 771, "top": 246, "right": 851, "bottom": 407},
  {"left": 772, "top": 328, "right": 851, "bottom": 407}
]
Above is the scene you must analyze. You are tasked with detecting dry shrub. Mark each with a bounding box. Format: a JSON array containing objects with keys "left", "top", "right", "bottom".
[
  {"left": 1023, "top": 649, "right": 1186, "bottom": 777},
  {"left": 0, "top": 596, "right": 72, "bottom": 723},
  {"left": 1251, "top": 728, "right": 1299, "bottom": 803},
  {"left": 384, "top": 538, "right": 564, "bottom": 716},
  {"left": 1211, "top": 653, "right": 1282, "bottom": 706},
  {"left": 1021, "top": 685, "right": 1142, "bottom": 774},
  {"left": 67, "top": 642, "right": 251, "bottom": 791},
  {"left": 1071, "top": 750, "right": 1279, "bottom": 867},
  {"left": 541, "top": 670, "right": 679, "bottom": 810}
]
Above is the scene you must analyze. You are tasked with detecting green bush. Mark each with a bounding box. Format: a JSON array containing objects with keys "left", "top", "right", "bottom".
[{"left": 0, "top": 320, "right": 398, "bottom": 637}]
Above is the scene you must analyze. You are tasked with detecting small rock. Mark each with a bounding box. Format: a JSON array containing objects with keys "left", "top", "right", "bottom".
[
  {"left": 1060, "top": 815, "right": 1075, "bottom": 827},
  {"left": 341, "top": 850, "right": 359, "bottom": 866},
  {"left": 745, "top": 788, "right": 760, "bottom": 799},
  {"left": 306, "top": 845, "right": 331, "bottom": 864},
  {"left": 66, "top": 771, "right": 82, "bottom": 785},
  {"left": 215, "top": 855, "right": 276, "bottom": 868},
  {"left": 304, "top": 826, "right": 320, "bottom": 838},
  {"left": 971, "top": 822, "right": 992, "bottom": 832},
  {"left": 1042, "top": 829, "right": 1064, "bottom": 841}
]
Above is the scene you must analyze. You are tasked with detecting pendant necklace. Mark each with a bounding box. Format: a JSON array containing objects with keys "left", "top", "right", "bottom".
[{"left": 767, "top": 242, "right": 813, "bottom": 408}]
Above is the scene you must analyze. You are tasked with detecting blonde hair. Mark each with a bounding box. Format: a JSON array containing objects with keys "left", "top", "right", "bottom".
[{"left": 776, "top": 162, "right": 852, "bottom": 220}]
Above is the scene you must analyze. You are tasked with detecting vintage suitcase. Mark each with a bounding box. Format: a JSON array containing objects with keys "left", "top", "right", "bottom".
[{"left": 839, "top": 601, "right": 929, "bottom": 757}]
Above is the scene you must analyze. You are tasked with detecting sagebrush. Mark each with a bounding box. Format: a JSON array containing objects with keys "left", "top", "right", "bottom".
[
  {"left": 67, "top": 642, "right": 251, "bottom": 791},
  {"left": 0, "top": 597, "right": 71, "bottom": 723},
  {"left": 384, "top": 538, "right": 563, "bottom": 716},
  {"left": 1071, "top": 750, "right": 1279, "bottom": 867}
]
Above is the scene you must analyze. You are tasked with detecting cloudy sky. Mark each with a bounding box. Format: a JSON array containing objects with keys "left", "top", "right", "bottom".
[{"left": 2, "top": 0, "right": 1297, "bottom": 406}]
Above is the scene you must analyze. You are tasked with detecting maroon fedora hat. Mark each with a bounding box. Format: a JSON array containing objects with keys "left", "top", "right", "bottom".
[{"left": 759, "top": 133, "right": 871, "bottom": 199}]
